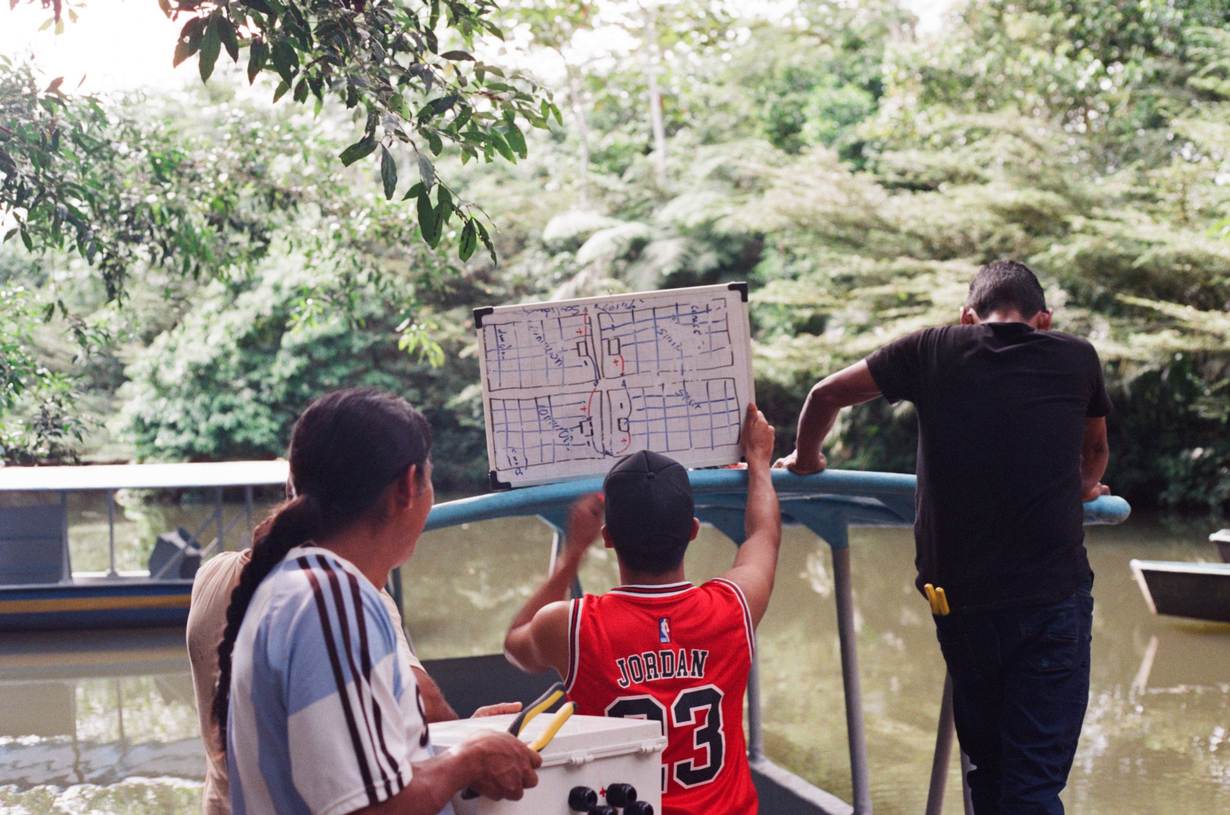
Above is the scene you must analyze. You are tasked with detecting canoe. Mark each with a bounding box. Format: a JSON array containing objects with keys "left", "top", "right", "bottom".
[
  {"left": 1212, "top": 529, "right": 1230, "bottom": 564},
  {"left": 1129, "top": 558, "right": 1230, "bottom": 624}
]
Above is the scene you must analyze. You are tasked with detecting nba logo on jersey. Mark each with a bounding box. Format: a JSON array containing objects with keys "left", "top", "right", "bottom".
[{"left": 658, "top": 617, "right": 671, "bottom": 643}]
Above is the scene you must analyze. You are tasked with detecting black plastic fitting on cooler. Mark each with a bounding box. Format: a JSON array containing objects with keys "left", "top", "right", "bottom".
[
  {"left": 604, "top": 783, "right": 637, "bottom": 807},
  {"left": 588, "top": 806, "right": 617, "bottom": 815},
  {"left": 622, "top": 802, "right": 655, "bottom": 815},
  {"left": 568, "top": 787, "right": 598, "bottom": 812}
]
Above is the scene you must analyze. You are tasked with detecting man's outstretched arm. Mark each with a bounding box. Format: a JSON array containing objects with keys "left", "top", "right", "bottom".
[
  {"left": 775, "top": 359, "right": 882, "bottom": 474},
  {"left": 719, "top": 404, "right": 780, "bottom": 627},
  {"left": 503, "top": 494, "right": 603, "bottom": 675}
]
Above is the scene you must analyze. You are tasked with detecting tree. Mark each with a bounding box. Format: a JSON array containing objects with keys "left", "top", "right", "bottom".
[
  {"left": 5, "top": 0, "right": 563, "bottom": 279},
  {"left": 0, "top": 57, "right": 313, "bottom": 301},
  {"left": 0, "top": 283, "right": 85, "bottom": 462},
  {"left": 500, "top": 0, "right": 597, "bottom": 200},
  {"left": 603, "top": 0, "right": 737, "bottom": 187}
]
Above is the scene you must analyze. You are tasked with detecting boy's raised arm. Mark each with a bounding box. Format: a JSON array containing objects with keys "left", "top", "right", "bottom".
[
  {"left": 719, "top": 404, "right": 781, "bottom": 626},
  {"left": 503, "top": 494, "right": 603, "bottom": 675}
]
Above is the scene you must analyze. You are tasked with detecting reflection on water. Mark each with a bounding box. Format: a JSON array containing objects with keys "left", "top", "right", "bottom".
[{"left": 1, "top": 503, "right": 1228, "bottom": 814}]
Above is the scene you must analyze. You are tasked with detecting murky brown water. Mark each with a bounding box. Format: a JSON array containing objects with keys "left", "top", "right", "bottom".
[{"left": 1, "top": 494, "right": 1227, "bottom": 813}]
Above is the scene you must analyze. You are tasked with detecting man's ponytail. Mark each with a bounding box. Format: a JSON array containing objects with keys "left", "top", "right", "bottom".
[{"left": 212, "top": 493, "right": 322, "bottom": 742}]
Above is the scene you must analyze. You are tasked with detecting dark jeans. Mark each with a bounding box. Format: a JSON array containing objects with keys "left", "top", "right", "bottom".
[{"left": 934, "top": 584, "right": 1093, "bottom": 815}]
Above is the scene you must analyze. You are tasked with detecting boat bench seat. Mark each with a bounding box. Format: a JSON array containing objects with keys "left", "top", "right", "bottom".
[{"left": 0, "top": 504, "right": 69, "bottom": 585}]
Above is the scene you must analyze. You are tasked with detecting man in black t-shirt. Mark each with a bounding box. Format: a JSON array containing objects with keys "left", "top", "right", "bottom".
[{"left": 776, "top": 260, "right": 1111, "bottom": 815}]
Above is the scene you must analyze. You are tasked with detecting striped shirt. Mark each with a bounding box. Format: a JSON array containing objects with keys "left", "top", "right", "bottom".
[{"left": 227, "top": 545, "right": 448, "bottom": 815}]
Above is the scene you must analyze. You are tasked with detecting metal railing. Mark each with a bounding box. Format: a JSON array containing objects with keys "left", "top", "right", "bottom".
[{"left": 417, "top": 468, "right": 1131, "bottom": 815}]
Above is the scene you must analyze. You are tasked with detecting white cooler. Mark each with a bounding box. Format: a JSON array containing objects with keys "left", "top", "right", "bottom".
[{"left": 430, "top": 713, "right": 665, "bottom": 814}]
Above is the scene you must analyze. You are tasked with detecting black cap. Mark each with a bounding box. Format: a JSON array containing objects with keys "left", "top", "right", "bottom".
[{"left": 602, "top": 450, "right": 694, "bottom": 554}]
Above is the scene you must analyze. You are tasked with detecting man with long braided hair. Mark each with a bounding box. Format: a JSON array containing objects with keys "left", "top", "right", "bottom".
[{"left": 208, "top": 389, "right": 540, "bottom": 815}]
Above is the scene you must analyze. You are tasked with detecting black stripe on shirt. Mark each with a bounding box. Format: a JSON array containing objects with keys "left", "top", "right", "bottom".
[
  {"left": 298, "top": 557, "right": 378, "bottom": 807},
  {"left": 563, "top": 598, "right": 581, "bottom": 692},
  {"left": 712, "top": 577, "right": 756, "bottom": 659},
  {"left": 313, "top": 555, "right": 395, "bottom": 800},
  {"left": 344, "top": 568, "right": 406, "bottom": 790}
]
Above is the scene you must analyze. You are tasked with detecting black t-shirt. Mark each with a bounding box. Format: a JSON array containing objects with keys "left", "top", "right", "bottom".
[{"left": 866, "top": 323, "right": 1111, "bottom": 610}]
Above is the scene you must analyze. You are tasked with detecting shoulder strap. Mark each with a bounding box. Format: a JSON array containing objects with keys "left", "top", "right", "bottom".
[
  {"left": 563, "top": 597, "right": 584, "bottom": 693},
  {"left": 708, "top": 578, "right": 755, "bottom": 662}
]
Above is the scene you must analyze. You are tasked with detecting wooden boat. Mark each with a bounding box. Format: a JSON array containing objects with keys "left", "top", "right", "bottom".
[
  {"left": 0, "top": 461, "right": 287, "bottom": 631},
  {"left": 1129, "top": 557, "right": 1230, "bottom": 624},
  {"left": 1213, "top": 528, "right": 1230, "bottom": 564}
]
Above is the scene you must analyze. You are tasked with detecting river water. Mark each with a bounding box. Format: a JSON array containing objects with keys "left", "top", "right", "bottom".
[{"left": 1, "top": 495, "right": 1227, "bottom": 814}]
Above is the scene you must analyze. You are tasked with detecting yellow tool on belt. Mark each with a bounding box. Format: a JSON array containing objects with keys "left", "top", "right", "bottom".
[{"left": 924, "top": 583, "right": 951, "bottom": 616}]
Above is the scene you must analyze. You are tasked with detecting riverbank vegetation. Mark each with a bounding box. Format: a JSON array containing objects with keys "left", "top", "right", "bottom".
[{"left": 2, "top": 0, "right": 1228, "bottom": 513}]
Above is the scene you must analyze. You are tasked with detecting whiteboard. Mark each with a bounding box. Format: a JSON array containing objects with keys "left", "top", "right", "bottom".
[{"left": 474, "top": 283, "right": 755, "bottom": 488}]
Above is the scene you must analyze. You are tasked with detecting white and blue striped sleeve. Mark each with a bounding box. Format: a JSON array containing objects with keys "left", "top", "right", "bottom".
[{"left": 283, "top": 553, "right": 415, "bottom": 815}]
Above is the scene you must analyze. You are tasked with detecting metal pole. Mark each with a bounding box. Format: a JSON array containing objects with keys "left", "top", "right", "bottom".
[
  {"left": 243, "top": 485, "right": 254, "bottom": 548},
  {"left": 926, "top": 673, "right": 957, "bottom": 815},
  {"left": 60, "top": 490, "right": 72, "bottom": 582},
  {"left": 106, "top": 490, "right": 118, "bottom": 578},
  {"left": 215, "top": 486, "right": 225, "bottom": 550},
  {"left": 548, "top": 526, "right": 582, "bottom": 598},
  {"left": 831, "top": 539, "right": 872, "bottom": 814},
  {"left": 746, "top": 648, "right": 764, "bottom": 761},
  {"left": 960, "top": 749, "right": 975, "bottom": 815}
]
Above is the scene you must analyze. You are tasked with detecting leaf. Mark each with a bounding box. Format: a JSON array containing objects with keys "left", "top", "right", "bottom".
[
  {"left": 426, "top": 130, "right": 443, "bottom": 155},
  {"left": 248, "top": 39, "right": 268, "bottom": 84},
  {"left": 504, "top": 123, "right": 527, "bottom": 159},
  {"left": 215, "top": 15, "right": 239, "bottom": 62},
  {"left": 380, "top": 146, "right": 397, "bottom": 200},
  {"left": 417, "top": 187, "right": 441, "bottom": 247},
  {"left": 476, "top": 220, "right": 496, "bottom": 264},
  {"left": 338, "top": 135, "right": 378, "bottom": 166},
  {"left": 173, "top": 39, "right": 194, "bottom": 68},
  {"left": 199, "top": 18, "right": 221, "bottom": 82},
  {"left": 273, "top": 80, "right": 291, "bottom": 103},
  {"left": 417, "top": 154, "right": 435, "bottom": 187},
  {"left": 440, "top": 50, "right": 475, "bottom": 61},
  {"left": 488, "top": 130, "right": 515, "bottom": 162},
  {"left": 458, "top": 220, "right": 477, "bottom": 261},
  {"left": 174, "top": 17, "right": 206, "bottom": 67},
  {"left": 45, "top": 77, "right": 64, "bottom": 93},
  {"left": 436, "top": 185, "right": 452, "bottom": 224},
  {"left": 417, "top": 94, "right": 458, "bottom": 123},
  {"left": 293, "top": 78, "right": 309, "bottom": 102},
  {"left": 403, "top": 181, "right": 426, "bottom": 201},
  {"left": 271, "top": 38, "right": 299, "bottom": 85}
]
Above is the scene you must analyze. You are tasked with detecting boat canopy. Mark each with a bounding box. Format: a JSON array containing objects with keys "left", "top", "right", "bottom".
[{"left": 0, "top": 460, "right": 289, "bottom": 493}]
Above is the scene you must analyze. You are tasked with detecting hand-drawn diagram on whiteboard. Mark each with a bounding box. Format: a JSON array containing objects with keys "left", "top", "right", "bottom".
[{"left": 475, "top": 283, "right": 754, "bottom": 487}]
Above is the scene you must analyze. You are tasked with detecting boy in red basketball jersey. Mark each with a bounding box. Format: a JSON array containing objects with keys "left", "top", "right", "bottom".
[{"left": 505, "top": 404, "right": 780, "bottom": 815}]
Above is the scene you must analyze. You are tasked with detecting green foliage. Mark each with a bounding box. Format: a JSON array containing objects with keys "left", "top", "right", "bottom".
[
  {"left": 4, "top": 0, "right": 1228, "bottom": 513},
  {"left": 118, "top": 255, "right": 488, "bottom": 490},
  {"left": 8, "top": 0, "right": 561, "bottom": 276},
  {"left": 0, "top": 285, "right": 85, "bottom": 462},
  {"left": 162, "top": 0, "right": 558, "bottom": 258},
  {"left": 0, "top": 57, "right": 316, "bottom": 301}
]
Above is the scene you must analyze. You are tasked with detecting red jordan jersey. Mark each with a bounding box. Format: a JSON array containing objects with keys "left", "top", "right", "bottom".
[{"left": 564, "top": 579, "right": 757, "bottom": 815}]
